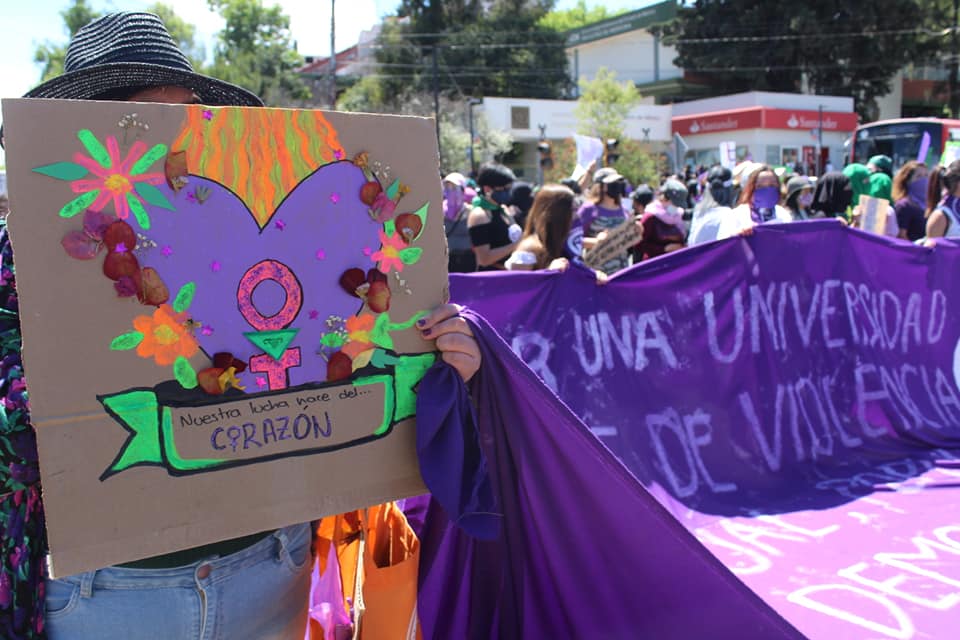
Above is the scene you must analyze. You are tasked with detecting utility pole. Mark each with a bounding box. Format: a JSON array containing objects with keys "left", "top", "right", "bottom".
[
  {"left": 468, "top": 98, "right": 482, "bottom": 175},
  {"left": 432, "top": 46, "right": 440, "bottom": 145},
  {"left": 817, "top": 105, "right": 823, "bottom": 176},
  {"left": 329, "top": 0, "right": 336, "bottom": 108},
  {"left": 537, "top": 124, "right": 547, "bottom": 187},
  {"left": 952, "top": 0, "right": 960, "bottom": 117}
]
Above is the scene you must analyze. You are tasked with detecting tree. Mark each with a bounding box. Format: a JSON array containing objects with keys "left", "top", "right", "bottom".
[
  {"left": 573, "top": 68, "right": 657, "bottom": 185},
  {"left": 574, "top": 67, "right": 640, "bottom": 141},
  {"left": 537, "top": 0, "right": 625, "bottom": 32},
  {"left": 337, "top": 88, "right": 513, "bottom": 174},
  {"left": 33, "top": 0, "right": 102, "bottom": 81},
  {"left": 148, "top": 3, "right": 206, "bottom": 69},
  {"left": 367, "top": 0, "right": 572, "bottom": 112},
  {"left": 33, "top": 2, "right": 205, "bottom": 82},
  {"left": 654, "top": 0, "right": 936, "bottom": 119},
  {"left": 206, "top": 0, "right": 309, "bottom": 105}
]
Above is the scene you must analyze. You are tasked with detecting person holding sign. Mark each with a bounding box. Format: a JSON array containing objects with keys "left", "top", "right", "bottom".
[
  {"left": 1, "top": 11, "right": 481, "bottom": 639},
  {"left": 569, "top": 168, "right": 634, "bottom": 275},
  {"left": 923, "top": 160, "right": 960, "bottom": 241}
]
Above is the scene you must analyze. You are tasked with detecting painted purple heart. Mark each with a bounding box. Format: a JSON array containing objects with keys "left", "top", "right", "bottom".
[{"left": 139, "top": 161, "right": 375, "bottom": 389}]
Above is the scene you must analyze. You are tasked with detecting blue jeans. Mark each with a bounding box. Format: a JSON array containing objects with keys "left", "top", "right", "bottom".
[{"left": 44, "top": 523, "right": 313, "bottom": 640}]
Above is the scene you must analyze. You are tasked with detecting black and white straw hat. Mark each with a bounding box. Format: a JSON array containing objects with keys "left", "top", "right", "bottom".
[{"left": 24, "top": 12, "right": 262, "bottom": 107}]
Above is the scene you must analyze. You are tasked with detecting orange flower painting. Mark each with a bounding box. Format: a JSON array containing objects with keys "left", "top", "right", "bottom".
[{"left": 132, "top": 304, "right": 199, "bottom": 366}]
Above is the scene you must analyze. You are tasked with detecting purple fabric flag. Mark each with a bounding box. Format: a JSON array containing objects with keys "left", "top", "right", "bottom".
[
  {"left": 448, "top": 221, "right": 960, "bottom": 639},
  {"left": 415, "top": 310, "right": 803, "bottom": 639}
]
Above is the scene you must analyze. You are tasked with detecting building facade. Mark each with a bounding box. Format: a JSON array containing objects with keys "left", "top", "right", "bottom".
[{"left": 671, "top": 93, "right": 857, "bottom": 172}]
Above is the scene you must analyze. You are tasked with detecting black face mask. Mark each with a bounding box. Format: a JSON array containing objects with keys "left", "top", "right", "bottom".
[{"left": 605, "top": 181, "right": 624, "bottom": 199}]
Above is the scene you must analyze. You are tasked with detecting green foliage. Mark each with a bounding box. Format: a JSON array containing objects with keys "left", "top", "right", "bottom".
[
  {"left": 34, "top": 2, "right": 204, "bottom": 82},
  {"left": 538, "top": 0, "right": 626, "bottom": 32},
  {"left": 337, "top": 76, "right": 386, "bottom": 113},
  {"left": 543, "top": 138, "right": 578, "bottom": 183},
  {"left": 574, "top": 67, "right": 641, "bottom": 141},
  {"left": 654, "top": 0, "right": 934, "bottom": 119},
  {"left": 34, "top": 0, "right": 102, "bottom": 81},
  {"left": 148, "top": 2, "right": 206, "bottom": 69},
  {"left": 207, "top": 0, "right": 310, "bottom": 104},
  {"left": 369, "top": 0, "right": 571, "bottom": 108},
  {"left": 611, "top": 139, "right": 660, "bottom": 187},
  {"left": 438, "top": 106, "right": 514, "bottom": 175}
]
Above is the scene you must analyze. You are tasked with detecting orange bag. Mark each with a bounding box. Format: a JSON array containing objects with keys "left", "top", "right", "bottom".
[{"left": 314, "top": 502, "right": 421, "bottom": 640}]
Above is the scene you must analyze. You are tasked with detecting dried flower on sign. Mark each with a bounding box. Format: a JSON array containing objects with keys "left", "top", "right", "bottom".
[
  {"left": 164, "top": 151, "right": 189, "bottom": 192},
  {"left": 339, "top": 268, "right": 391, "bottom": 312}
]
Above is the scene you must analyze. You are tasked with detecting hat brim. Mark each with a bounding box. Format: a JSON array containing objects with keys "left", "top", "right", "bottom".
[
  {"left": 24, "top": 61, "right": 262, "bottom": 107},
  {"left": 599, "top": 173, "right": 625, "bottom": 184}
]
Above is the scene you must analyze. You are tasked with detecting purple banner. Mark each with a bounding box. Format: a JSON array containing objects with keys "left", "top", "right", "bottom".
[{"left": 451, "top": 221, "right": 960, "bottom": 640}]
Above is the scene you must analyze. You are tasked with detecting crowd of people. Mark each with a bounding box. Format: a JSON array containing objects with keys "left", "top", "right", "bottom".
[{"left": 444, "top": 152, "right": 960, "bottom": 278}]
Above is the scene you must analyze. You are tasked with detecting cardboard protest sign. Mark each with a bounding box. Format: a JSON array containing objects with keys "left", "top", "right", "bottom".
[
  {"left": 941, "top": 139, "right": 960, "bottom": 165},
  {"left": 854, "top": 194, "right": 890, "bottom": 236},
  {"left": 1, "top": 98, "right": 446, "bottom": 577},
  {"left": 583, "top": 218, "right": 641, "bottom": 269}
]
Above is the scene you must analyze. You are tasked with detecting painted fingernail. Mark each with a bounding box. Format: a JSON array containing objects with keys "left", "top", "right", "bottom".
[
  {"left": 421, "top": 328, "right": 431, "bottom": 337},
  {"left": 416, "top": 319, "right": 426, "bottom": 327}
]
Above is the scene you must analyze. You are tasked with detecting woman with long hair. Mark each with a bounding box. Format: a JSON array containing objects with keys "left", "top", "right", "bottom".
[
  {"left": 924, "top": 160, "right": 960, "bottom": 240},
  {"left": 507, "top": 184, "right": 610, "bottom": 282},
  {"left": 891, "top": 161, "right": 929, "bottom": 241},
  {"left": 507, "top": 184, "right": 576, "bottom": 271},
  {"left": 717, "top": 165, "right": 791, "bottom": 239}
]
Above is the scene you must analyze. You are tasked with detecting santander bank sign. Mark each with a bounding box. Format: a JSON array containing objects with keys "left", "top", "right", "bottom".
[{"left": 673, "top": 107, "right": 857, "bottom": 135}]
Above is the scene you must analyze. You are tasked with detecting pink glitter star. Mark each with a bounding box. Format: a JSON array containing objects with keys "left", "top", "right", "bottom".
[
  {"left": 186, "top": 191, "right": 198, "bottom": 204},
  {"left": 114, "top": 242, "right": 128, "bottom": 253},
  {"left": 334, "top": 149, "right": 345, "bottom": 160},
  {"left": 201, "top": 325, "right": 214, "bottom": 336},
  {"left": 329, "top": 192, "right": 340, "bottom": 204},
  {"left": 256, "top": 377, "right": 267, "bottom": 388},
  {"left": 315, "top": 249, "right": 326, "bottom": 260},
  {"left": 309, "top": 310, "right": 319, "bottom": 320},
  {"left": 161, "top": 245, "right": 173, "bottom": 257},
  {"left": 275, "top": 219, "right": 286, "bottom": 231},
  {"left": 363, "top": 246, "right": 373, "bottom": 256},
  {"left": 202, "top": 109, "right": 214, "bottom": 120},
  {"left": 210, "top": 260, "right": 221, "bottom": 272}
]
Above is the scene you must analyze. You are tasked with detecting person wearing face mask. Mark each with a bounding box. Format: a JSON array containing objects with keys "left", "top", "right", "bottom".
[
  {"left": 630, "top": 184, "right": 654, "bottom": 216},
  {"left": 468, "top": 162, "right": 523, "bottom": 271},
  {"left": 784, "top": 176, "right": 816, "bottom": 221},
  {"left": 567, "top": 168, "right": 634, "bottom": 275},
  {"left": 717, "top": 165, "right": 791, "bottom": 239},
  {"left": 635, "top": 178, "right": 688, "bottom": 260},
  {"left": 892, "top": 161, "right": 929, "bottom": 241},
  {"left": 923, "top": 160, "right": 960, "bottom": 242},
  {"left": 688, "top": 165, "right": 734, "bottom": 245},
  {"left": 442, "top": 172, "right": 477, "bottom": 272}
]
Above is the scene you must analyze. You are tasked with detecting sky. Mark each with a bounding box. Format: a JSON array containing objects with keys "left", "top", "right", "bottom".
[{"left": 0, "top": 0, "right": 648, "bottom": 165}]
